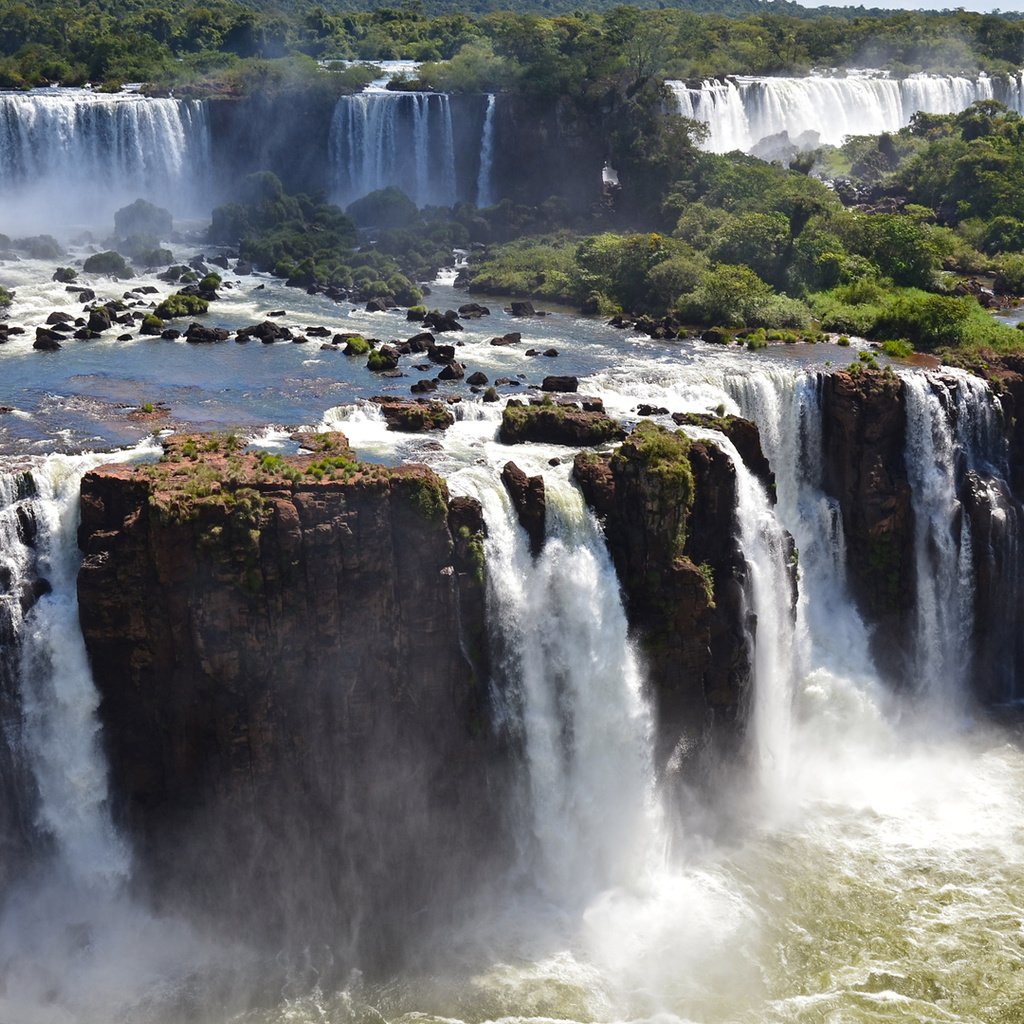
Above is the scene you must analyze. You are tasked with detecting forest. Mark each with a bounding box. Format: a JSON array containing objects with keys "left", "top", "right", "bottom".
[{"left": 2, "top": 0, "right": 1024, "bottom": 90}]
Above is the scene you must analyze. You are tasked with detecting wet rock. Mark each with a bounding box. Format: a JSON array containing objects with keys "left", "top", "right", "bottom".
[
  {"left": 185, "top": 323, "right": 230, "bottom": 344},
  {"left": 501, "top": 461, "right": 546, "bottom": 558},
  {"left": 508, "top": 301, "right": 537, "bottom": 317},
  {"left": 33, "top": 328, "right": 62, "bottom": 350},
  {"left": 466, "top": 372, "right": 488, "bottom": 386},
  {"left": 541, "top": 375, "right": 578, "bottom": 393},
  {"left": 458, "top": 303, "right": 490, "bottom": 318},
  {"left": 427, "top": 344, "right": 456, "bottom": 365},
  {"left": 499, "top": 402, "right": 624, "bottom": 446},
  {"left": 438, "top": 362, "right": 465, "bottom": 381},
  {"left": 88, "top": 308, "right": 112, "bottom": 333},
  {"left": 372, "top": 396, "right": 453, "bottom": 431},
  {"left": 489, "top": 332, "right": 521, "bottom": 346}
]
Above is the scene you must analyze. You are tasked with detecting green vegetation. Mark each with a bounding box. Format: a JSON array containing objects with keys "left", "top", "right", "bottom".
[
  {"left": 83, "top": 250, "right": 134, "bottom": 277},
  {"left": 155, "top": 293, "right": 211, "bottom": 319},
  {"left": 0, "top": 287, "right": 12, "bottom": 307},
  {"left": 612, "top": 420, "right": 694, "bottom": 553},
  {"left": 209, "top": 174, "right": 427, "bottom": 302},
  {"left": 3, "top": 0, "right": 1023, "bottom": 93}
]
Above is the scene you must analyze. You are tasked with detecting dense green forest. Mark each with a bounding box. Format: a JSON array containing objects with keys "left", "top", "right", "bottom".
[{"left": 1, "top": 0, "right": 1024, "bottom": 89}]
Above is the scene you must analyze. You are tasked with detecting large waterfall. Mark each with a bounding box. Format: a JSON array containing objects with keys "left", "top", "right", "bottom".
[
  {"left": 0, "top": 90, "right": 212, "bottom": 231},
  {"left": 5, "top": 337, "right": 1024, "bottom": 1021},
  {"left": 458, "top": 459, "right": 662, "bottom": 903},
  {"left": 668, "top": 71, "right": 1024, "bottom": 153},
  {"left": 329, "top": 91, "right": 459, "bottom": 208}
]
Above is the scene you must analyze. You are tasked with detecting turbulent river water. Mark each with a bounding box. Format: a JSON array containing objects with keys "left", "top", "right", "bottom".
[{"left": 1, "top": 252, "right": 1023, "bottom": 1024}]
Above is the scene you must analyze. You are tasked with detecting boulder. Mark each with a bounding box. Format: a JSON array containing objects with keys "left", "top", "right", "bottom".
[
  {"left": 438, "top": 362, "right": 465, "bottom": 381},
  {"left": 499, "top": 402, "right": 624, "bottom": 447},
  {"left": 489, "top": 333, "right": 521, "bottom": 346},
  {"left": 466, "top": 372, "right": 488, "bottom": 386},
  {"left": 371, "top": 397, "right": 454, "bottom": 432},
  {"left": 508, "top": 301, "right": 537, "bottom": 317},
  {"left": 541, "top": 375, "right": 578, "bottom": 393},
  {"left": 185, "top": 323, "right": 230, "bottom": 344},
  {"left": 33, "top": 329, "right": 62, "bottom": 350}
]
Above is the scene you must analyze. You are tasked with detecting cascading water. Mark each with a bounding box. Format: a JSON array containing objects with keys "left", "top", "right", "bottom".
[
  {"left": 668, "top": 71, "right": 1022, "bottom": 153},
  {"left": 453, "top": 458, "right": 662, "bottom": 904},
  {"left": 685, "top": 425, "right": 799, "bottom": 789},
  {"left": 328, "top": 92, "right": 459, "bottom": 208},
  {"left": 726, "top": 368, "right": 878, "bottom": 686},
  {"left": 0, "top": 90, "right": 212, "bottom": 231},
  {"left": 476, "top": 94, "right": 496, "bottom": 208}
]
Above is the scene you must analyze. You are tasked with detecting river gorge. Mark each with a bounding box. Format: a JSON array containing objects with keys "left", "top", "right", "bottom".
[{"left": 2, "top": 74, "right": 1024, "bottom": 1024}]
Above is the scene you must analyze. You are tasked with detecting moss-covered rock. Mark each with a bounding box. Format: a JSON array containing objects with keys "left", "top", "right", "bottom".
[
  {"left": 498, "top": 401, "right": 625, "bottom": 446},
  {"left": 83, "top": 250, "right": 134, "bottom": 277}
]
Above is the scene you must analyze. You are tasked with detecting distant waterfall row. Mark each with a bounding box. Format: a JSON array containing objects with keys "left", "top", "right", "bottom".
[
  {"left": 0, "top": 90, "right": 211, "bottom": 230},
  {"left": 668, "top": 72, "right": 1024, "bottom": 153},
  {"left": 328, "top": 91, "right": 495, "bottom": 210}
]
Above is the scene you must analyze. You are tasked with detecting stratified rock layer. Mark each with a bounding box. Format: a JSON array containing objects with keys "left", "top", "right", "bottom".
[{"left": 77, "top": 432, "right": 495, "bottom": 966}]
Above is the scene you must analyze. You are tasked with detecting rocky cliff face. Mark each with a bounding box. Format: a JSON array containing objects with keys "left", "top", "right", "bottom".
[
  {"left": 573, "top": 421, "right": 753, "bottom": 775},
  {"left": 817, "top": 364, "right": 1024, "bottom": 701},
  {"left": 818, "top": 369, "right": 915, "bottom": 682},
  {"left": 77, "top": 432, "right": 497, "bottom": 967}
]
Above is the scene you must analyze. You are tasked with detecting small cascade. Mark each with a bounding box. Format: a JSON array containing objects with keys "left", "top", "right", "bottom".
[
  {"left": 457, "top": 462, "right": 661, "bottom": 904},
  {"left": 17, "top": 456, "right": 129, "bottom": 883},
  {"left": 687, "top": 425, "right": 799, "bottom": 787},
  {"left": 902, "top": 372, "right": 1014, "bottom": 707},
  {"left": 669, "top": 72, "right": 1022, "bottom": 154},
  {"left": 329, "top": 92, "right": 459, "bottom": 208},
  {"left": 727, "top": 369, "right": 877, "bottom": 683},
  {"left": 0, "top": 90, "right": 211, "bottom": 230},
  {"left": 476, "top": 94, "right": 496, "bottom": 208}
]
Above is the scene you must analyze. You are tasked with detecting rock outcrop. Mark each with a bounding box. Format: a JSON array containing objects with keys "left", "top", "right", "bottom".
[
  {"left": 76, "top": 432, "right": 498, "bottom": 967},
  {"left": 818, "top": 369, "right": 914, "bottom": 681},
  {"left": 574, "top": 421, "right": 751, "bottom": 772}
]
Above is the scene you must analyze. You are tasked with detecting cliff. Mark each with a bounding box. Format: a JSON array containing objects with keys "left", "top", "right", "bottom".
[
  {"left": 818, "top": 369, "right": 914, "bottom": 682},
  {"left": 573, "top": 421, "right": 754, "bottom": 774},
  {"left": 76, "top": 432, "right": 497, "bottom": 966}
]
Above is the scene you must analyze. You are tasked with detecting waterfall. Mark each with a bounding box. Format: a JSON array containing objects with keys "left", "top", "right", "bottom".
[
  {"left": 0, "top": 444, "right": 156, "bottom": 884},
  {"left": 687, "top": 425, "right": 799, "bottom": 787},
  {"left": 669, "top": 71, "right": 1024, "bottom": 154},
  {"left": 329, "top": 92, "right": 460, "bottom": 209},
  {"left": 476, "top": 94, "right": 496, "bottom": 208},
  {"left": 454, "top": 461, "right": 661, "bottom": 904},
  {"left": 901, "top": 372, "right": 1008, "bottom": 707},
  {"left": 727, "top": 369, "right": 877, "bottom": 684},
  {"left": 0, "top": 90, "right": 211, "bottom": 231}
]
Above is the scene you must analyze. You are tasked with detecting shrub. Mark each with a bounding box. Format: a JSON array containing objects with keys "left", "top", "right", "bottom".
[{"left": 155, "top": 293, "right": 209, "bottom": 319}]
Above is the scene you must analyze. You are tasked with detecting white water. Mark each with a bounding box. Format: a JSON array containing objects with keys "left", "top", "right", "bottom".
[
  {"left": 668, "top": 71, "right": 1021, "bottom": 153},
  {"left": 329, "top": 92, "right": 460, "bottom": 209},
  {"left": 903, "top": 374, "right": 975, "bottom": 709},
  {"left": 0, "top": 90, "right": 211, "bottom": 232},
  {"left": 4, "top": 317, "right": 1024, "bottom": 1022},
  {"left": 4, "top": 445, "right": 158, "bottom": 879},
  {"left": 451, "top": 455, "right": 663, "bottom": 904},
  {"left": 476, "top": 94, "right": 496, "bottom": 208}
]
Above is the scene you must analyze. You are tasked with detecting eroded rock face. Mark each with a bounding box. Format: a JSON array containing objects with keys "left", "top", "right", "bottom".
[
  {"left": 76, "top": 433, "right": 498, "bottom": 968},
  {"left": 819, "top": 369, "right": 914, "bottom": 681},
  {"left": 501, "top": 461, "right": 546, "bottom": 558},
  {"left": 573, "top": 422, "right": 751, "bottom": 773}
]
